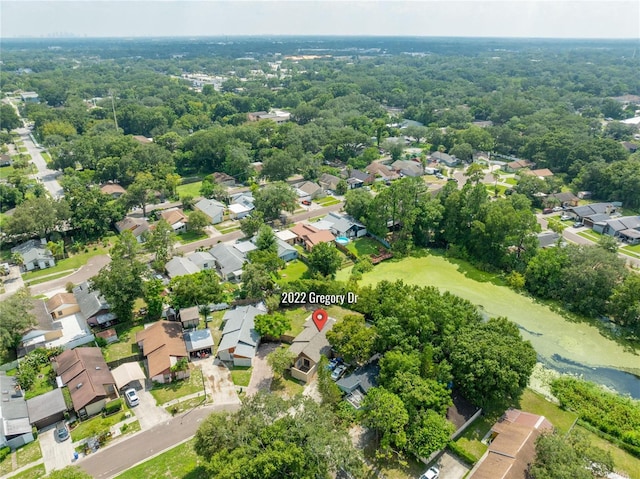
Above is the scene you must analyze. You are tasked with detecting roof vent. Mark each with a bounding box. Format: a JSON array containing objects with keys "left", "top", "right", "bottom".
[
  {"left": 76, "top": 382, "right": 83, "bottom": 389},
  {"left": 1, "top": 390, "right": 8, "bottom": 395},
  {"left": 95, "top": 366, "right": 101, "bottom": 370}
]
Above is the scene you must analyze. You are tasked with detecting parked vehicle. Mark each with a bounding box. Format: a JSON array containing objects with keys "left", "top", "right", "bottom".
[
  {"left": 542, "top": 208, "right": 554, "bottom": 214},
  {"left": 552, "top": 206, "right": 564, "bottom": 212},
  {"left": 124, "top": 388, "right": 140, "bottom": 407},
  {"left": 573, "top": 221, "right": 583, "bottom": 228},
  {"left": 560, "top": 214, "right": 572, "bottom": 221},
  {"left": 331, "top": 364, "right": 347, "bottom": 381},
  {"left": 301, "top": 200, "right": 311, "bottom": 205},
  {"left": 419, "top": 466, "right": 440, "bottom": 479},
  {"left": 326, "top": 357, "right": 344, "bottom": 371},
  {"left": 56, "top": 421, "right": 69, "bottom": 441}
]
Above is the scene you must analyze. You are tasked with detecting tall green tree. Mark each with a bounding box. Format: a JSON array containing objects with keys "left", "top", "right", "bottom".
[
  {"left": 0, "top": 288, "right": 35, "bottom": 359},
  {"left": 360, "top": 387, "right": 409, "bottom": 458},
  {"left": 266, "top": 346, "right": 296, "bottom": 378},
  {"left": 307, "top": 242, "right": 342, "bottom": 278},
  {"left": 253, "top": 182, "right": 297, "bottom": 221},
  {"left": 255, "top": 312, "right": 291, "bottom": 338},
  {"left": 144, "top": 218, "right": 175, "bottom": 266},
  {"left": 326, "top": 315, "right": 376, "bottom": 365},
  {"left": 169, "top": 270, "right": 224, "bottom": 308}
]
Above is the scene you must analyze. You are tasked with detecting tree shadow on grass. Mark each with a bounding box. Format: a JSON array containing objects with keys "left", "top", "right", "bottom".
[{"left": 183, "top": 465, "right": 209, "bottom": 479}]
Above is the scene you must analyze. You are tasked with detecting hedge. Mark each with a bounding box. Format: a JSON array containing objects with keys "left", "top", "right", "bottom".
[
  {"left": 0, "top": 446, "right": 10, "bottom": 462},
  {"left": 446, "top": 441, "right": 477, "bottom": 466},
  {"left": 104, "top": 398, "right": 123, "bottom": 415}
]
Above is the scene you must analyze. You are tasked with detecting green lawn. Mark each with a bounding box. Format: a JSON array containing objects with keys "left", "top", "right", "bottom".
[
  {"left": 345, "top": 237, "right": 386, "bottom": 257},
  {"left": 229, "top": 366, "right": 252, "bottom": 387},
  {"left": 102, "top": 323, "right": 144, "bottom": 362},
  {"left": 16, "top": 440, "right": 42, "bottom": 468},
  {"left": 277, "top": 259, "right": 308, "bottom": 283},
  {"left": 0, "top": 165, "right": 15, "bottom": 179},
  {"left": 577, "top": 229, "right": 602, "bottom": 242},
  {"left": 22, "top": 246, "right": 111, "bottom": 282},
  {"left": 576, "top": 426, "right": 640, "bottom": 479},
  {"left": 150, "top": 367, "right": 205, "bottom": 405},
  {"left": 120, "top": 420, "right": 141, "bottom": 436},
  {"left": 70, "top": 411, "right": 129, "bottom": 442},
  {"left": 518, "top": 389, "right": 577, "bottom": 434},
  {"left": 270, "top": 370, "right": 305, "bottom": 398},
  {"left": 176, "top": 181, "right": 203, "bottom": 198},
  {"left": 621, "top": 243, "right": 640, "bottom": 258},
  {"left": 40, "top": 152, "right": 51, "bottom": 163},
  {"left": 165, "top": 396, "right": 211, "bottom": 416},
  {"left": 24, "top": 364, "right": 55, "bottom": 400},
  {"left": 115, "top": 438, "right": 208, "bottom": 479},
  {"left": 217, "top": 226, "right": 241, "bottom": 234},
  {"left": 23, "top": 271, "right": 77, "bottom": 286},
  {"left": 7, "top": 464, "right": 46, "bottom": 479},
  {"left": 177, "top": 230, "right": 208, "bottom": 244},
  {"left": 504, "top": 177, "right": 518, "bottom": 185},
  {"left": 316, "top": 196, "right": 341, "bottom": 206},
  {"left": 453, "top": 415, "right": 493, "bottom": 462},
  {"left": 325, "top": 305, "right": 361, "bottom": 321},
  {"left": 282, "top": 306, "right": 311, "bottom": 337}
]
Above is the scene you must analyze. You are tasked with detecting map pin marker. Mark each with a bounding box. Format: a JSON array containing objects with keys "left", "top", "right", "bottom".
[{"left": 311, "top": 309, "right": 328, "bottom": 332}]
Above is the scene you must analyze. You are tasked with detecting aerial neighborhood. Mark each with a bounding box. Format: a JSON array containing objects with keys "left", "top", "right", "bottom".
[{"left": 0, "top": 33, "right": 639, "bottom": 479}]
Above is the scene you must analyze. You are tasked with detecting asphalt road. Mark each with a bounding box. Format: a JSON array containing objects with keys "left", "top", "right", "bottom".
[
  {"left": 79, "top": 403, "right": 239, "bottom": 479},
  {"left": 16, "top": 126, "right": 64, "bottom": 199},
  {"left": 29, "top": 254, "right": 111, "bottom": 295}
]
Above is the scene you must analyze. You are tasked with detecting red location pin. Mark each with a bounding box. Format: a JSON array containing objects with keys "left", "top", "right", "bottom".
[{"left": 311, "top": 309, "right": 328, "bottom": 332}]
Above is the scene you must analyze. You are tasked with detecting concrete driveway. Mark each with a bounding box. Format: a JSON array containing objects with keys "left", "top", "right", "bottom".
[
  {"left": 130, "top": 387, "right": 171, "bottom": 430},
  {"left": 39, "top": 425, "right": 74, "bottom": 474},
  {"left": 436, "top": 451, "right": 471, "bottom": 479},
  {"left": 200, "top": 358, "right": 240, "bottom": 406},
  {"left": 246, "top": 342, "right": 277, "bottom": 396}
]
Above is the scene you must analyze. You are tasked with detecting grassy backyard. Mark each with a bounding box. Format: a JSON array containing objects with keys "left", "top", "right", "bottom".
[
  {"left": 345, "top": 237, "right": 386, "bottom": 257},
  {"left": 452, "top": 415, "right": 493, "bottom": 462},
  {"left": 115, "top": 438, "right": 208, "bottom": 479},
  {"left": 150, "top": 366, "right": 205, "bottom": 405},
  {"left": 270, "top": 370, "right": 305, "bottom": 398},
  {"left": 229, "top": 366, "right": 252, "bottom": 387},
  {"left": 176, "top": 181, "right": 203, "bottom": 198},
  {"left": 277, "top": 259, "right": 308, "bottom": 283},
  {"left": 282, "top": 306, "right": 311, "bottom": 337},
  {"left": 24, "top": 364, "right": 55, "bottom": 400},
  {"left": 101, "top": 323, "right": 144, "bottom": 362},
  {"left": 518, "top": 389, "right": 577, "bottom": 434}
]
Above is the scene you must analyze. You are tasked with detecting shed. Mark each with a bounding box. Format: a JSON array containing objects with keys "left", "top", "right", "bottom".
[
  {"left": 178, "top": 306, "right": 201, "bottom": 329},
  {"left": 96, "top": 328, "right": 119, "bottom": 344},
  {"left": 26, "top": 389, "right": 67, "bottom": 430},
  {"left": 184, "top": 329, "right": 214, "bottom": 358}
]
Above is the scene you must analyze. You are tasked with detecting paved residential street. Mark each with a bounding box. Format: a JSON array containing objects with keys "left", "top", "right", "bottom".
[
  {"left": 79, "top": 403, "right": 239, "bottom": 479},
  {"left": 28, "top": 254, "right": 111, "bottom": 296},
  {"left": 16, "top": 126, "right": 64, "bottom": 199}
]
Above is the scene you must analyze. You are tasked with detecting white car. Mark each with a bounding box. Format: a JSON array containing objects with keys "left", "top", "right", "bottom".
[
  {"left": 560, "top": 214, "right": 571, "bottom": 221},
  {"left": 419, "top": 466, "right": 440, "bottom": 479},
  {"left": 124, "top": 388, "right": 140, "bottom": 407},
  {"left": 552, "top": 206, "right": 564, "bottom": 212},
  {"left": 331, "top": 364, "right": 347, "bottom": 381}
]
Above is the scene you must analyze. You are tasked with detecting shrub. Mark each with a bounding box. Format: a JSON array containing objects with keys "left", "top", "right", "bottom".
[
  {"left": 65, "top": 282, "right": 75, "bottom": 293},
  {"left": 104, "top": 398, "right": 123, "bottom": 415},
  {"left": 446, "top": 440, "right": 477, "bottom": 466},
  {"left": 0, "top": 446, "right": 10, "bottom": 462},
  {"left": 95, "top": 337, "right": 107, "bottom": 348}
]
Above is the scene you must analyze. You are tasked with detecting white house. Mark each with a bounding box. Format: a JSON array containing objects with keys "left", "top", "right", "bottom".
[
  {"left": 11, "top": 239, "right": 55, "bottom": 272},
  {"left": 194, "top": 198, "right": 225, "bottom": 224}
]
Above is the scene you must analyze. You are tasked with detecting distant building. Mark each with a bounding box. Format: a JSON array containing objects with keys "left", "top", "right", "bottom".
[
  {"left": 100, "top": 183, "right": 126, "bottom": 199},
  {"left": 20, "top": 92, "right": 39, "bottom": 103},
  {"left": 247, "top": 110, "right": 291, "bottom": 124},
  {"left": 115, "top": 217, "right": 150, "bottom": 243}
]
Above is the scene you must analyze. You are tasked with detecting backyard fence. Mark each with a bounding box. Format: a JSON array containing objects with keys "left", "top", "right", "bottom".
[{"left": 106, "top": 354, "right": 144, "bottom": 369}]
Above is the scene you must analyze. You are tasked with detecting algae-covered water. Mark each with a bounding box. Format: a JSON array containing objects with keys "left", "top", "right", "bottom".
[{"left": 357, "top": 254, "right": 640, "bottom": 398}]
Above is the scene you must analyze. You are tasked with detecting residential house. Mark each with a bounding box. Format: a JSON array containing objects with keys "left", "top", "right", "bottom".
[
  {"left": 290, "top": 223, "right": 336, "bottom": 251},
  {"left": 472, "top": 120, "right": 494, "bottom": 128},
  {"left": 544, "top": 192, "right": 579, "bottom": 208},
  {"left": 537, "top": 231, "right": 561, "bottom": 249},
  {"left": 321, "top": 211, "right": 367, "bottom": 239},
  {"left": 319, "top": 173, "right": 342, "bottom": 192},
  {"left": 247, "top": 110, "right": 291, "bottom": 124},
  {"left": 276, "top": 238, "right": 298, "bottom": 262},
  {"left": 110, "top": 362, "right": 146, "bottom": 392},
  {"left": 136, "top": 321, "right": 189, "bottom": 384},
  {"left": 209, "top": 243, "right": 247, "bottom": 281},
  {"left": 212, "top": 172, "right": 236, "bottom": 187},
  {"left": 275, "top": 230, "right": 298, "bottom": 245},
  {"left": 621, "top": 141, "right": 638, "bottom": 153},
  {"left": 178, "top": 306, "right": 200, "bottom": 329},
  {"left": 391, "top": 159, "right": 424, "bottom": 177},
  {"left": 187, "top": 251, "right": 215, "bottom": 270},
  {"left": 289, "top": 316, "right": 335, "bottom": 383},
  {"left": 431, "top": 151, "right": 459, "bottom": 167},
  {"left": 566, "top": 203, "right": 616, "bottom": 225},
  {"left": 160, "top": 208, "right": 188, "bottom": 233},
  {"left": 20, "top": 92, "right": 39, "bottom": 103},
  {"left": 228, "top": 203, "right": 253, "bottom": 220},
  {"left": 593, "top": 216, "right": 640, "bottom": 241},
  {"left": 115, "top": 217, "right": 150, "bottom": 243},
  {"left": 521, "top": 168, "right": 554, "bottom": 179},
  {"left": 100, "top": 183, "right": 126, "bottom": 199},
  {"left": 468, "top": 409, "right": 553, "bottom": 479},
  {"left": 45, "top": 293, "right": 80, "bottom": 320},
  {"left": 53, "top": 347, "right": 117, "bottom": 418},
  {"left": 11, "top": 239, "right": 55, "bottom": 272},
  {"left": 218, "top": 306, "right": 262, "bottom": 367},
  {"left": 341, "top": 169, "right": 375, "bottom": 187},
  {"left": 502, "top": 159, "right": 534, "bottom": 173},
  {"left": 165, "top": 256, "right": 201, "bottom": 279},
  {"left": 336, "top": 358, "right": 380, "bottom": 408},
  {"left": 365, "top": 162, "right": 400, "bottom": 182},
  {"left": 0, "top": 372, "right": 33, "bottom": 449},
  {"left": 26, "top": 389, "right": 67, "bottom": 430},
  {"left": 194, "top": 198, "right": 225, "bottom": 224},
  {"left": 73, "top": 282, "right": 116, "bottom": 328},
  {"left": 294, "top": 181, "right": 323, "bottom": 201},
  {"left": 132, "top": 135, "right": 152, "bottom": 145},
  {"left": 184, "top": 329, "right": 214, "bottom": 359},
  {"left": 19, "top": 299, "right": 63, "bottom": 356}
]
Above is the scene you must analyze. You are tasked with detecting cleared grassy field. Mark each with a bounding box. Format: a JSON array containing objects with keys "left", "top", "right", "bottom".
[
  {"left": 102, "top": 323, "right": 144, "bottom": 362},
  {"left": 176, "top": 181, "right": 203, "bottom": 198},
  {"left": 277, "top": 259, "right": 308, "bottom": 283},
  {"left": 345, "top": 237, "right": 386, "bottom": 257}
]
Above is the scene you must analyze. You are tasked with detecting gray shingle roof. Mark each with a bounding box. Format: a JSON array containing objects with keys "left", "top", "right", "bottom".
[
  {"left": 569, "top": 203, "right": 615, "bottom": 218},
  {"left": 195, "top": 198, "right": 225, "bottom": 222},
  {"left": 165, "top": 257, "right": 200, "bottom": 279},
  {"left": 336, "top": 359, "right": 380, "bottom": 394},
  {"left": 26, "top": 389, "right": 66, "bottom": 424},
  {"left": 11, "top": 240, "right": 54, "bottom": 265},
  {"left": 218, "top": 306, "right": 261, "bottom": 357},
  {"left": 73, "top": 282, "right": 109, "bottom": 320},
  {"left": 209, "top": 243, "right": 246, "bottom": 278},
  {"left": 289, "top": 317, "right": 335, "bottom": 364},
  {"left": 187, "top": 252, "right": 215, "bottom": 269}
]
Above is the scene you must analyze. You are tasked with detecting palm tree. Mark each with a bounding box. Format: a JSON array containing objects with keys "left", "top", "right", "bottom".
[{"left": 11, "top": 252, "right": 24, "bottom": 269}]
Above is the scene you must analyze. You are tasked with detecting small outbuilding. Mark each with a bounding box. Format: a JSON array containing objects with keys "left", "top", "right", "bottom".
[
  {"left": 184, "top": 329, "right": 214, "bottom": 359},
  {"left": 26, "top": 389, "right": 68, "bottom": 430},
  {"left": 111, "top": 362, "right": 147, "bottom": 392}
]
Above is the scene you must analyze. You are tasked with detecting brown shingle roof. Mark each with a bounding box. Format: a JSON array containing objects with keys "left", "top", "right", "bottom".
[
  {"left": 136, "top": 321, "right": 188, "bottom": 378},
  {"left": 100, "top": 183, "right": 126, "bottom": 195},
  {"left": 54, "top": 347, "right": 114, "bottom": 411},
  {"left": 45, "top": 293, "right": 78, "bottom": 313},
  {"left": 160, "top": 208, "right": 187, "bottom": 226}
]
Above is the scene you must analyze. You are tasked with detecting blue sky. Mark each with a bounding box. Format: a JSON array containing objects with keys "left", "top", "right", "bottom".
[{"left": 1, "top": 1, "right": 639, "bottom": 39}]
